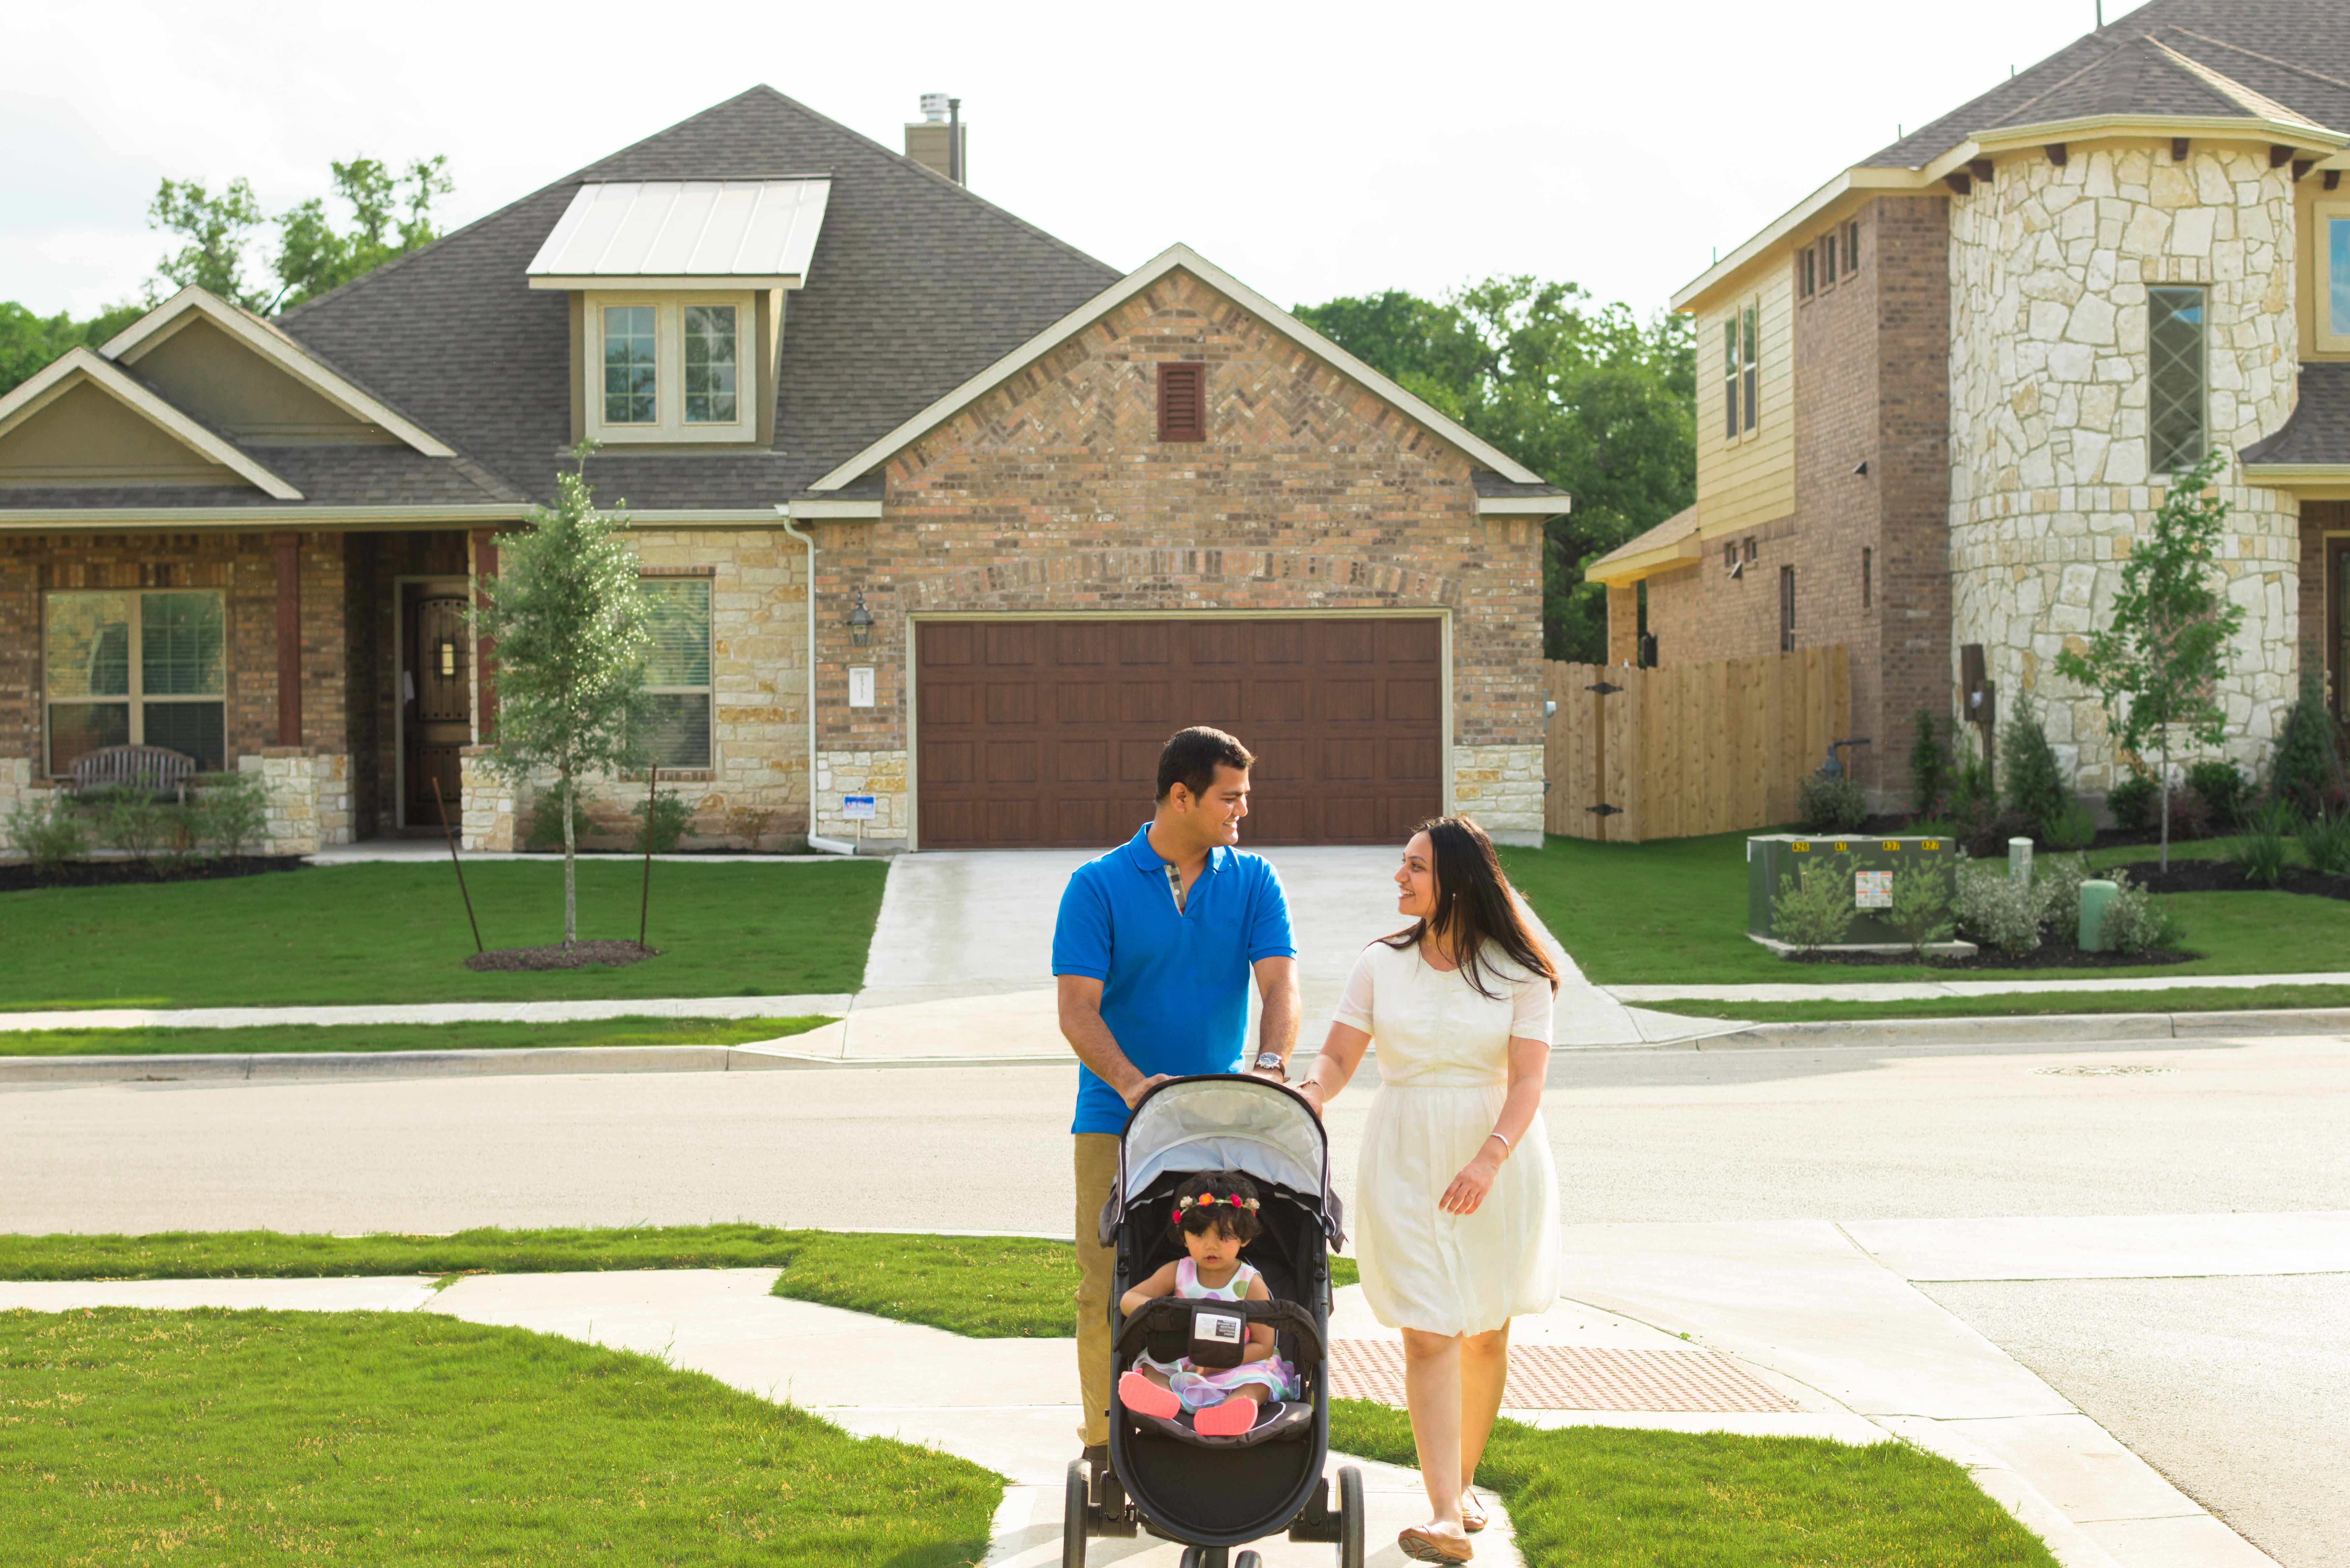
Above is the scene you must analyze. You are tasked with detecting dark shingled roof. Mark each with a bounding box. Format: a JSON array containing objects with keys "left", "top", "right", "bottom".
[
  {"left": 2242, "top": 362, "right": 2350, "bottom": 465},
  {"left": 0, "top": 441, "right": 521, "bottom": 512},
  {"left": 274, "top": 87, "right": 1122, "bottom": 511},
  {"left": 1863, "top": 0, "right": 2350, "bottom": 170}
]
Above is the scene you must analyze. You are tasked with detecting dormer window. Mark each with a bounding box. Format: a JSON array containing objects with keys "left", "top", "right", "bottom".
[{"left": 586, "top": 294, "right": 754, "bottom": 442}]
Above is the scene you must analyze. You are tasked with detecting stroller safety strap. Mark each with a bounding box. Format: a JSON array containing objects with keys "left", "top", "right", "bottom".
[{"left": 1114, "top": 1294, "right": 1327, "bottom": 1370}]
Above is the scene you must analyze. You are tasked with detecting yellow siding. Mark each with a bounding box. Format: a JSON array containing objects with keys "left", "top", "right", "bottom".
[{"left": 1693, "top": 263, "right": 1796, "bottom": 537}]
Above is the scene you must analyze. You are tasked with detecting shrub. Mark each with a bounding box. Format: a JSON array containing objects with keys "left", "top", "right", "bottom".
[
  {"left": 2102, "top": 874, "right": 2181, "bottom": 955},
  {"left": 2163, "top": 786, "right": 2213, "bottom": 842},
  {"left": 4, "top": 793, "right": 89, "bottom": 872},
  {"left": 2106, "top": 771, "right": 2158, "bottom": 833},
  {"left": 193, "top": 771, "right": 269, "bottom": 860},
  {"left": 2186, "top": 757, "right": 2250, "bottom": 828},
  {"left": 2000, "top": 693, "right": 2068, "bottom": 832},
  {"left": 526, "top": 778, "right": 597, "bottom": 851},
  {"left": 1797, "top": 772, "right": 1867, "bottom": 833},
  {"left": 1909, "top": 710, "right": 1950, "bottom": 819},
  {"left": 1887, "top": 855, "right": 1955, "bottom": 959},
  {"left": 1771, "top": 854, "right": 1857, "bottom": 952},
  {"left": 2270, "top": 679, "right": 2345, "bottom": 816},
  {"left": 1953, "top": 797, "right": 2033, "bottom": 860},
  {"left": 2034, "top": 853, "right": 2097, "bottom": 937},
  {"left": 97, "top": 787, "right": 173, "bottom": 869},
  {"left": 632, "top": 787, "right": 693, "bottom": 855},
  {"left": 2042, "top": 799, "right": 2097, "bottom": 851},
  {"left": 727, "top": 806, "right": 777, "bottom": 852},
  {"left": 2300, "top": 810, "right": 2350, "bottom": 878},
  {"left": 1953, "top": 861, "right": 2057, "bottom": 956},
  {"left": 1948, "top": 744, "right": 1994, "bottom": 820},
  {"left": 2230, "top": 796, "right": 2298, "bottom": 887}
]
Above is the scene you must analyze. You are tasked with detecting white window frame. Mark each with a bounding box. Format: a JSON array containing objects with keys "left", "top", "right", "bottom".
[
  {"left": 1720, "top": 298, "right": 1760, "bottom": 443},
  {"left": 584, "top": 292, "right": 756, "bottom": 444},
  {"left": 42, "top": 588, "right": 228, "bottom": 776},
  {"left": 641, "top": 574, "right": 715, "bottom": 771},
  {"left": 2317, "top": 200, "right": 2350, "bottom": 353}
]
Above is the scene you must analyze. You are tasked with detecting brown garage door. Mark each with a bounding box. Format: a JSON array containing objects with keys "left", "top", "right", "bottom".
[{"left": 916, "top": 618, "right": 1442, "bottom": 849}]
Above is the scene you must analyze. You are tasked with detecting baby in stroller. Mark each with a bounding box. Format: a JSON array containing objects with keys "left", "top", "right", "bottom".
[{"left": 1116, "top": 1170, "right": 1297, "bottom": 1437}]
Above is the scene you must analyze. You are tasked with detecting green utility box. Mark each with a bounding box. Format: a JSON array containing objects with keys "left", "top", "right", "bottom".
[{"left": 1746, "top": 833, "right": 1959, "bottom": 945}]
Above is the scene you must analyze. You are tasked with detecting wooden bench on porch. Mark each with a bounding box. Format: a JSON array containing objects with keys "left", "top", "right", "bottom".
[{"left": 68, "top": 744, "right": 197, "bottom": 806}]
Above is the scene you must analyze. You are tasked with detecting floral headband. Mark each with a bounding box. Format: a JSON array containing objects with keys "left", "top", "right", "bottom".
[{"left": 1174, "top": 1193, "right": 1260, "bottom": 1222}]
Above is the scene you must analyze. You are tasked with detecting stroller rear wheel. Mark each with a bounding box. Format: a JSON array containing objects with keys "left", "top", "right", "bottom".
[
  {"left": 1337, "top": 1465, "right": 1365, "bottom": 1568},
  {"left": 1063, "top": 1459, "right": 1089, "bottom": 1568}
]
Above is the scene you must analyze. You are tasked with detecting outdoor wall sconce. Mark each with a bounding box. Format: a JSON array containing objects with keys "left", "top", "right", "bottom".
[
  {"left": 436, "top": 638, "right": 458, "bottom": 678},
  {"left": 846, "top": 590, "right": 873, "bottom": 647}
]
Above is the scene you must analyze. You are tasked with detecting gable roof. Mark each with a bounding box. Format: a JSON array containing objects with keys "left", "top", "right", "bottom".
[
  {"left": 276, "top": 86, "right": 1124, "bottom": 510},
  {"left": 0, "top": 348, "right": 301, "bottom": 499},
  {"left": 1677, "top": 0, "right": 2350, "bottom": 312},
  {"left": 1865, "top": 0, "right": 2350, "bottom": 173},
  {"left": 807, "top": 243, "right": 1555, "bottom": 493},
  {"left": 101, "top": 288, "right": 456, "bottom": 456}
]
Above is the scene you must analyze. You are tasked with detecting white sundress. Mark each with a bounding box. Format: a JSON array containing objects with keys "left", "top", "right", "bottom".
[
  {"left": 1131, "top": 1258, "right": 1297, "bottom": 1409},
  {"left": 1336, "top": 939, "right": 1560, "bottom": 1337}
]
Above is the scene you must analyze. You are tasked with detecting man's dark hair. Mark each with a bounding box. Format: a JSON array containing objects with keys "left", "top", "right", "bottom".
[{"left": 1156, "top": 726, "right": 1254, "bottom": 804}]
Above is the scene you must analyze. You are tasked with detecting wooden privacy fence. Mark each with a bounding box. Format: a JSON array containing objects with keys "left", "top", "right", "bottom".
[{"left": 1543, "top": 647, "right": 1851, "bottom": 842}]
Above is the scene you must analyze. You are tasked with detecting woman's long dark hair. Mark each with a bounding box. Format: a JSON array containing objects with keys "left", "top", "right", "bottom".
[{"left": 1381, "top": 816, "right": 1560, "bottom": 999}]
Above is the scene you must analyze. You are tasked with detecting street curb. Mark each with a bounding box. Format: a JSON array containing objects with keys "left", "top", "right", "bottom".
[
  {"left": 1673, "top": 1007, "right": 2350, "bottom": 1050},
  {"left": 0, "top": 1043, "right": 1070, "bottom": 1084}
]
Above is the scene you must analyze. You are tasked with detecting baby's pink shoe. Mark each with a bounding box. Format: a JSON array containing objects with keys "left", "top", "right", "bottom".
[
  {"left": 1193, "top": 1396, "right": 1259, "bottom": 1436},
  {"left": 1118, "top": 1372, "right": 1181, "bottom": 1419}
]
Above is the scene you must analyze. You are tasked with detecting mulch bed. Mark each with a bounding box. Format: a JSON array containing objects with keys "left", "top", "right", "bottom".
[
  {"left": 463, "top": 941, "right": 659, "bottom": 972},
  {"left": 0, "top": 855, "right": 308, "bottom": 894},
  {"left": 1785, "top": 940, "right": 2197, "bottom": 971},
  {"left": 2107, "top": 859, "right": 2350, "bottom": 902}
]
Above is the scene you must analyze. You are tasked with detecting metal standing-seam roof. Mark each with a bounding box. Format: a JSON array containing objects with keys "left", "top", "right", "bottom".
[{"left": 526, "top": 179, "right": 833, "bottom": 285}]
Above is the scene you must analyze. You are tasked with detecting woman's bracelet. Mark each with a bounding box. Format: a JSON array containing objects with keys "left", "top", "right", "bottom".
[{"left": 1485, "top": 1132, "right": 1511, "bottom": 1158}]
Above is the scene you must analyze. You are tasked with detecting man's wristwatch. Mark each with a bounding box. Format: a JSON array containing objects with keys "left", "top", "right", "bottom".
[{"left": 1253, "top": 1052, "right": 1287, "bottom": 1075}]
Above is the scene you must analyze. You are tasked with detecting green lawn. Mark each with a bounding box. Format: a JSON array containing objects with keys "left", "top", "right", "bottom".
[
  {"left": 0, "top": 1014, "right": 830, "bottom": 1057},
  {"left": 1499, "top": 831, "right": 2350, "bottom": 987},
  {"left": 1328, "top": 1398, "right": 2056, "bottom": 1567},
  {"left": 0, "top": 1307, "right": 998, "bottom": 1565},
  {"left": 1642, "top": 983, "right": 2350, "bottom": 1026},
  {"left": 0, "top": 860, "right": 886, "bottom": 1010}
]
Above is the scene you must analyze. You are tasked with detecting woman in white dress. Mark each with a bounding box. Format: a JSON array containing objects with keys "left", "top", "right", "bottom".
[{"left": 1294, "top": 816, "right": 1558, "bottom": 1565}]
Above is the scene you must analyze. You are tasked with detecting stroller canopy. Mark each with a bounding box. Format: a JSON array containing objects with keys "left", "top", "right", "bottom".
[{"left": 1112, "top": 1076, "right": 1341, "bottom": 1245}]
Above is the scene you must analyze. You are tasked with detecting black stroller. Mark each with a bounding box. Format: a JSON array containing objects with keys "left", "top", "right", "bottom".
[{"left": 1065, "top": 1074, "right": 1366, "bottom": 1568}]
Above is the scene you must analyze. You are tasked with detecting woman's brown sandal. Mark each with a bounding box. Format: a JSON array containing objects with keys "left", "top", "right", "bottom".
[
  {"left": 1460, "top": 1491, "right": 1488, "bottom": 1534},
  {"left": 1399, "top": 1526, "right": 1474, "bottom": 1563}
]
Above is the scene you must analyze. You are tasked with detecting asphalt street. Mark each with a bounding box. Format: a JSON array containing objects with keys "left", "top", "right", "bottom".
[{"left": 6, "top": 1030, "right": 2345, "bottom": 1563}]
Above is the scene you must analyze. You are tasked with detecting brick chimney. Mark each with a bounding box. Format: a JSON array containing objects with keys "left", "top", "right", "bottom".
[{"left": 904, "top": 93, "right": 967, "bottom": 185}]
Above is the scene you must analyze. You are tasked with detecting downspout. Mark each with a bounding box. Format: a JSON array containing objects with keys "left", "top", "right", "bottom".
[{"left": 776, "top": 504, "right": 858, "bottom": 855}]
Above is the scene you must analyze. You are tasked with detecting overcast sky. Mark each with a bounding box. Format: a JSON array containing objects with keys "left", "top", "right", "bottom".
[{"left": 6, "top": 0, "right": 2148, "bottom": 325}]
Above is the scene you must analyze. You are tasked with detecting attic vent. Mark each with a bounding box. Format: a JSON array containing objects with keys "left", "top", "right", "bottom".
[{"left": 1157, "top": 363, "right": 1206, "bottom": 443}]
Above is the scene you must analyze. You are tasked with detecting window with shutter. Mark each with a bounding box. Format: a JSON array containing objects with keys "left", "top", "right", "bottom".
[{"left": 1157, "top": 363, "right": 1206, "bottom": 442}]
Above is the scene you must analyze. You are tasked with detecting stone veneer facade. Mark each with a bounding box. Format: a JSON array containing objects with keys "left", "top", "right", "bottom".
[
  {"left": 809, "top": 270, "right": 1547, "bottom": 848},
  {"left": 1947, "top": 143, "right": 2302, "bottom": 793}
]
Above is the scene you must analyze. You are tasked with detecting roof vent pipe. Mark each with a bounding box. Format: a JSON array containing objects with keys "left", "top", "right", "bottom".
[{"left": 948, "top": 97, "right": 962, "bottom": 185}]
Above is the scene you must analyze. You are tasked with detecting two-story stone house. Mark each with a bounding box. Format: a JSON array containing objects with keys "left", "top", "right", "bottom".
[
  {"left": 0, "top": 88, "right": 1563, "bottom": 853},
  {"left": 1588, "top": 0, "right": 2350, "bottom": 811}
]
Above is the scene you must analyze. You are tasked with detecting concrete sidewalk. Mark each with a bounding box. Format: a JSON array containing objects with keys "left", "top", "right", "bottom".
[
  {"left": 1609, "top": 970, "right": 2350, "bottom": 1004},
  {"left": 4, "top": 1213, "right": 2320, "bottom": 1565}
]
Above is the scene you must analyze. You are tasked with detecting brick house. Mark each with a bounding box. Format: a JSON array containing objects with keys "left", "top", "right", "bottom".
[
  {"left": 0, "top": 89, "right": 1563, "bottom": 855},
  {"left": 1588, "top": 0, "right": 2350, "bottom": 813}
]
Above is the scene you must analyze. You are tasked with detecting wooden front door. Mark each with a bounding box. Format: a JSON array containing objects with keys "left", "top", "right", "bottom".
[
  {"left": 915, "top": 617, "right": 1443, "bottom": 849},
  {"left": 403, "top": 583, "right": 472, "bottom": 827},
  {"left": 2334, "top": 542, "right": 2350, "bottom": 726}
]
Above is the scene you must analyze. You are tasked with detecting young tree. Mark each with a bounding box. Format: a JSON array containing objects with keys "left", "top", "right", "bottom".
[
  {"left": 474, "top": 447, "right": 654, "bottom": 946},
  {"left": 2053, "top": 452, "right": 2247, "bottom": 870}
]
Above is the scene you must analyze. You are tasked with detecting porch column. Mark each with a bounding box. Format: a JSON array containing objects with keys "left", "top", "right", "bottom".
[
  {"left": 272, "top": 531, "right": 302, "bottom": 745},
  {"left": 470, "top": 529, "right": 499, "bottom": 740}
]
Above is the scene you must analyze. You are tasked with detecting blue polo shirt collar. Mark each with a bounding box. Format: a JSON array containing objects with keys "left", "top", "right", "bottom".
[{"left": 1122, "top": 824, "right": 1228, "bottom": 876}]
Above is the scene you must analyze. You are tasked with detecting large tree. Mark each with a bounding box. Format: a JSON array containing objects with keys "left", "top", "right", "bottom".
[
  {"left": 0, "top": 302, "right": 147, "bottom": 395},
  {"left": 1296, "top": 277, "right": 1693, "bottom": 661}
]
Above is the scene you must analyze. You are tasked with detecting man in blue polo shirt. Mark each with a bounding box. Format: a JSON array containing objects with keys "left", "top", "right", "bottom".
[{"left": 1054, "top": 725, "right": 1298, "bottom": 1474}]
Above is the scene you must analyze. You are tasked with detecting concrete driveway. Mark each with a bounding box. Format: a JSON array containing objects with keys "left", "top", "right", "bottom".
[{"left": 791, "top": 845, "right": 1681, "bottom": 1060}]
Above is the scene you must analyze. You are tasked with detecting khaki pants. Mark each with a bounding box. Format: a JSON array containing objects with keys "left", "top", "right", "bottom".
[{"left": 1074, "top": 1132, "right": 1121, "bottom": 1448}]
